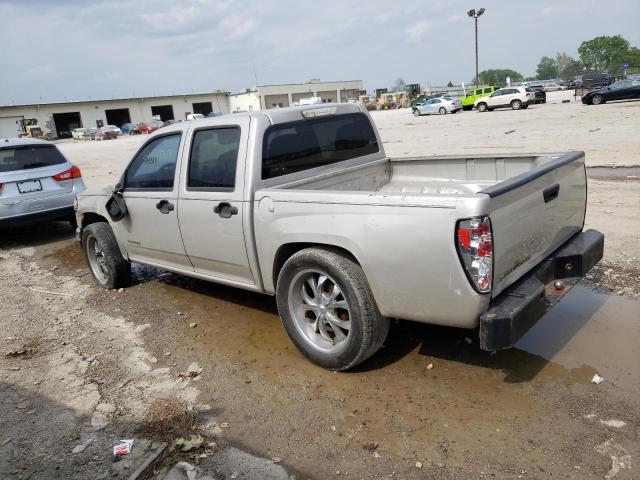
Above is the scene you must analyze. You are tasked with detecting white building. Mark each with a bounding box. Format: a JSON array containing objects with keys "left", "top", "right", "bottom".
[
  {"left": 229, "top": 79, "right": 364, "bottom": 112},
  {"left": 0, "top": 79, "right": 364, "bottom": 138},
  {"left": 0, "top": 91, "right": 229, "bottom": 138}
]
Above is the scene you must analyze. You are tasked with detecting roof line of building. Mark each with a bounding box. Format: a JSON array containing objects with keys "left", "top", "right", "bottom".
[
  {"left": 255, "top": 80, "right": 362, "bottom": 88},
  {"left": 1, "top": 91, "right": 230, "bottom": 109}
]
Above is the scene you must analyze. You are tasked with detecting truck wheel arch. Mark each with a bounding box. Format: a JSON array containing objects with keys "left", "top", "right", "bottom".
[
  {"left": 81, "top": 212, "right": 108, "bottom": 228},
  {"left": 272, "top": 243, "right": 361, "bottom": 290}
]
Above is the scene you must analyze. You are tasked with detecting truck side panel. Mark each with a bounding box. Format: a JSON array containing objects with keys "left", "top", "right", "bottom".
[{"left": 253, "top": 191, "right": 490, "bottom": 328}]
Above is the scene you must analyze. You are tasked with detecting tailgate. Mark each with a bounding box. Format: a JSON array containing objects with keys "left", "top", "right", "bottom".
[{"left": 482, "top": 151, "right": 587, "bottom": 297}]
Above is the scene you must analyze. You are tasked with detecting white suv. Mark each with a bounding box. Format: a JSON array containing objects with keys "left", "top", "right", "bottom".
[{"left": 474, "top": 86, "right": 533, "bottom": 112}]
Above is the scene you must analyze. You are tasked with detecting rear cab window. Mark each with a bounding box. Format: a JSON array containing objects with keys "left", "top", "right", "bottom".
[
  {"left": 0, "top": 145, "right": 66, "bottom": 173},
  {"left": 262, "top": 113, "right": 379, "bottom": 180},
  {"left": 188, "top": 127, "right": 241, "bottom": 190}
]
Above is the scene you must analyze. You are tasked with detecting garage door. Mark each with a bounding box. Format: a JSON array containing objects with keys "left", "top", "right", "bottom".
[{"left": 0, "top": 116, "right": 23, "bottom": 138}]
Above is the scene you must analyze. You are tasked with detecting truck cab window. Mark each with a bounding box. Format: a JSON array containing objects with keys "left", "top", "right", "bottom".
[
  {"left": 125, "top": 133, "right": 181, "bottom": 189},
  {"left": 262, "top": 113, "right": 378, "bottom": 179},
  {"left": 188, "top": 127, "right": 241, "bottom": 189}
]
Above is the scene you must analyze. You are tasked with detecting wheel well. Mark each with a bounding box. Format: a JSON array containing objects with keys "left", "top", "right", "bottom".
[
  {"left": 81, "top": 212, "right": 108, "bottom": 228},
  {"left": 272, "top": 243, "right": 359, "bottom": 288}
]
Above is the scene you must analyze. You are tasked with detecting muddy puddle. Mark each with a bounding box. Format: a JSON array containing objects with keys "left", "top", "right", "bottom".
[
  {"left": 135, "top": 273, "right": 638, "bottom": 457},
  {"left": 515, "top": 285, "right": 640, "bottom": 394},
  {"left": 40, "top": 243, "right": 640, "bottom": 475}
]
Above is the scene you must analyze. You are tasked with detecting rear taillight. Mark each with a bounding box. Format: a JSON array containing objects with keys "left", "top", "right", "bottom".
[
  {"left": 456, "top": 216, "right": 493, "bottom": 293},
  {"left": 53, "top": 165, "right": 81, "bottom": 181}
]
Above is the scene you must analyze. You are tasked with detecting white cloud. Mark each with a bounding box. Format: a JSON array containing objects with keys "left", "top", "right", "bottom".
[
  {"left": 26, "top": 64, "right": 56, "bottom": 78},
  {"left": 405, "top": 20, "right": 432, "bottom": 43}
]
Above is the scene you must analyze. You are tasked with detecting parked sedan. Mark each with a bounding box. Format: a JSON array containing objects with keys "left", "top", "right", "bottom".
[
  {"left": 80, "top": 128, "right": 98, "bottom": 140},
  {"left": 581, "top": 79, "right": 640, "bottom": 105},
  {"left": 95, "top": 125, "right": 121, "bottom": 140},
  {"left": 71, "top": 128, "right": 88, "bottom": 140},
  {"left": 137, "top": 121, "right": 164, "bottom": 134},
  {"left": 413, "top": 97, "right": 462, "bottom": 116},
  {"left": 0, "top": 138, "right": 86, "bottom": 228}
]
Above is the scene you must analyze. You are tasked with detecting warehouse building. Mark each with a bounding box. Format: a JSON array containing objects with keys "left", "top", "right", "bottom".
[
  {"left": 229, "top": 79, "right": 364, "bottom": 112},
  {"left": 0, "top": 91, "right": 229, "bottom": 138},
  {"left": 0, "top": 79, "right": 364, "bottom": 138}
]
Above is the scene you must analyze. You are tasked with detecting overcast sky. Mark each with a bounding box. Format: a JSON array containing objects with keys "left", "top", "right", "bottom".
[{"left": 1, "top": 0, "right": 639, "bottom": 105}]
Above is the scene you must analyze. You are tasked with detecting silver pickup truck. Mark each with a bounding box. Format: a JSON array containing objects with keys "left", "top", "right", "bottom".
[{"left": 75, "top": 103, "right": 604, "bottom": 370}]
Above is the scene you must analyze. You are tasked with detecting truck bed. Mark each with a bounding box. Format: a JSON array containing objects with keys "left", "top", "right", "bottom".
[
  {"left": 280, "top": 153, "right": 576, "bottom": 198},
  {"left": 260, "top": 151, "right": 587, "bottom": 302}
]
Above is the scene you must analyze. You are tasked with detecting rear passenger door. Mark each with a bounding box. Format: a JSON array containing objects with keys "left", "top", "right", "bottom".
[{"left": 177, "top": 118, "right": 254, "bottom": 286}]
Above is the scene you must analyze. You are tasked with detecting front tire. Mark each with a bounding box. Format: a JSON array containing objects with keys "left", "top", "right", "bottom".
[
  {"left": 521, "top": 104, "right": 529, "bottom": 109},
  {"left": 511, "top": 99, "right": 522, "bottom": 110},
  {"left": 82, "top": 222, "right": 131, "bottom": 289},
  {"left": 276, "top": 248, "right": 389, "bottom": 371},
  {"left": 591, "top": 94, "right": 604, "bottom": 105},
  {"left": 413, "top": 110, "right": 420, "bottom": 117},
  {"left": 477, "top": 102, "right": 487, "bottom": 112}
]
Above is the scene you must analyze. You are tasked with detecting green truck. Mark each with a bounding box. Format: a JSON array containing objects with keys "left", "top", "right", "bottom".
[{"left": 460, "top": 86, "right": 498, "bottom": 110}]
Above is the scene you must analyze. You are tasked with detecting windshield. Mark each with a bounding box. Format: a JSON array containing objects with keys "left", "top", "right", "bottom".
[{"left": 0, "top": 145, "right": 67, "bottom": 173}]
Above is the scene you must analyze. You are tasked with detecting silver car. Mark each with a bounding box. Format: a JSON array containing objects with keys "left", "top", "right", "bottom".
[
  {"left": 414, "top": 97, "right": 462, "bottom": 116},
  {"left": 0, "top": 138, "right": 86, "bottom": 228}
]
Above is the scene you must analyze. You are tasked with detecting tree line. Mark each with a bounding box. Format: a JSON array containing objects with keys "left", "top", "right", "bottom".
[{"left": 473, "top": 35, "right": 640, "bottom": 86}]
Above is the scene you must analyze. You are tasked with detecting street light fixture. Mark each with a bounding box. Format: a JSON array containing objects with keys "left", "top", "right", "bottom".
[{"left": 467, "top": 7, "right": 485, "bottom": 87}]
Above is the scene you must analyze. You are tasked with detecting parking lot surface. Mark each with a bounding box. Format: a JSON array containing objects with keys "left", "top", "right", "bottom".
[{"left": 1, "top": 96, "right": 639, "bottom": 479}]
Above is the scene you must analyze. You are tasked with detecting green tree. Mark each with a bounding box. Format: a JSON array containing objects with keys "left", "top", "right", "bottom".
[
  {"left": 555, "top": 52, "right": 583, "bottom": 79},
  {"left": 578, "top": 35, "right": 630, "bottom": 74},
  {"left": 536, "top": 56, "right": 559, "bottom": 80},
  {"left": 473, "top": 69, "right": 523, "bottom": 86}
]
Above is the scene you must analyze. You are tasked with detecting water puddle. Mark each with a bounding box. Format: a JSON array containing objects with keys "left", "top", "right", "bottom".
[
  {"left": 514, "top": 284, "right": 640, "bottom": 394},
  {"left": 42, "top": 243, "right": 640, "bottom": 464}
]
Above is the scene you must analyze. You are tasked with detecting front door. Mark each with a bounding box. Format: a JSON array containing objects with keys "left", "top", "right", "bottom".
[
  {"left": 178, "top": 119, "right": 254, "bottom": 286},
  {"left": 115, "top": 132, "right": 194, "bottom": 271}
]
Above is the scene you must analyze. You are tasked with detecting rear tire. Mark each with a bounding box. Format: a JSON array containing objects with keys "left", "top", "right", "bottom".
[
  {"left": 511, "top": 99, "right": 522, "bottom": 110},
  {"left": 276, "top": 248, "right": 389, "bottom": 371},
  {"left": 438, "top": 107, "right": 447, "bottom": 115},
  {"left": 82, "top": 222, "right": 131, "bottom": 289},
  {"left": 477, "top": 102, "right": 487, "bottom": 112}
]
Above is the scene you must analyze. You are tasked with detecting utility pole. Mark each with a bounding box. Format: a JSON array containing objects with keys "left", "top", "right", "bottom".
[{"left": 467, "top": 8, "right": 485, "bottom": 87}]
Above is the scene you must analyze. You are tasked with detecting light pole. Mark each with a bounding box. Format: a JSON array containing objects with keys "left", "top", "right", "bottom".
[{"left": 467, "top": 8, "right": 485, "bottom": 87}]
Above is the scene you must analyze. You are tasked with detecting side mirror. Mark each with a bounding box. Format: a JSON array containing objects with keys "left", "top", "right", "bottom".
[{"left": 105, "top": 192, "right": 128, "bottom": 222}]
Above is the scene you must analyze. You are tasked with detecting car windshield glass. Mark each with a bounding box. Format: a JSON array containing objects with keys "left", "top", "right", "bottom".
[
  {"left": 0, "top": 145, "right": 67, "bottom": 173},
  {"left": 262, "top": 113, "right": 379, "bottom": 180}
]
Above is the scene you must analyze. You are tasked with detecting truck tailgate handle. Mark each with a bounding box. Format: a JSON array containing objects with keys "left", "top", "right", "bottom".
[
  {"left": 543, "top": 183, "right": 560, "bottom": 203},
  {"left": 214, "top": 202, "right": 238, "bottom": 219}
]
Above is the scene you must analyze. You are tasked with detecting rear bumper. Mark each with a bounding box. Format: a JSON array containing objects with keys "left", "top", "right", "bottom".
[
  {"left": 479, "top": 229, "right": 604, "bottom": 351},
  {"left": 0, "top": 206, "right": 75, "bottom": 227}
]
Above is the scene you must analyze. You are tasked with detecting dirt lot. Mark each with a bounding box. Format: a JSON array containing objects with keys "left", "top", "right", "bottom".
[{"left": 1, "top": 96, "right": 639, "bottom": 479}]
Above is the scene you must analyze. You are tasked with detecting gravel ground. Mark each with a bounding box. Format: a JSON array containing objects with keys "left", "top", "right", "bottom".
[{"left": 1, "top": 96, "right": 639, "bottom": 479}]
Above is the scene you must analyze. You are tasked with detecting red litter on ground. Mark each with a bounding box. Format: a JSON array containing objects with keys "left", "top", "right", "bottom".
[{"left": 113, "top": 439, "right": 134, "bottom": 456}]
